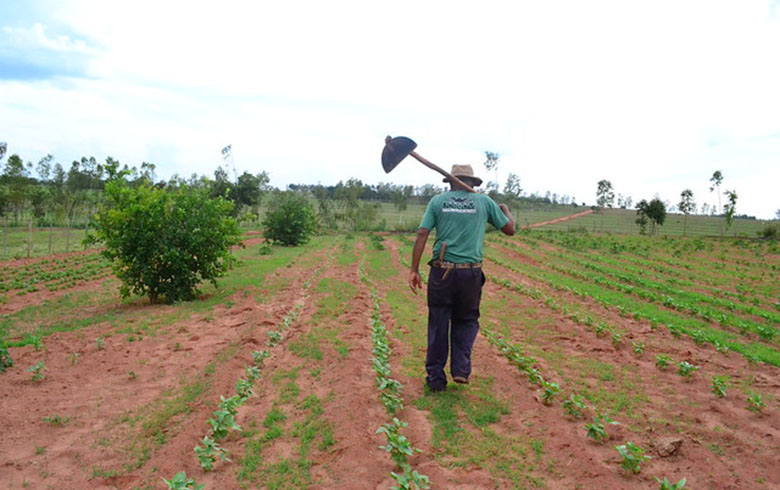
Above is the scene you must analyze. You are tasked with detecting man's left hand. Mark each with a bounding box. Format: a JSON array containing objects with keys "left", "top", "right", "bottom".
[{"left": 409, "top": 271, "right": 423, "bottom": 295}]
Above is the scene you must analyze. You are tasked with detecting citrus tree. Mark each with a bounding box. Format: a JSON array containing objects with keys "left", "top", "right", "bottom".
[
  {"left": 262, "top": 191, "right": 317, "bottom": 246},
  {"left": 89, "top": 175, "right": 241, "bottom": 303}
]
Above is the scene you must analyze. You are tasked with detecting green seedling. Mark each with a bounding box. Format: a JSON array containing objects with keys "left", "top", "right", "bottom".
[
  {"left": 267, "top": 330, "right": 283, "bottom": 346},
  {"left": 43, "top": 415, "right": 70, "bottom": 426},
  {"left": 746, "top": 392, "right": 765, "bottom": 413},
  {"left": 28, "top": 334, "right": 43, "bottom": 351},
  {"left": 377, "top": 418, "right": 420, "bottom": 467},
  {"left": 586, "top": 412, "right": 619, "bottom": 443},
  {"left": 676, "top": 361, "right": 699, "bottom": 377},
  {"left": 96, "top": 338, "right": 104, "bottom": 350},
  {"left": 68, "top": 352, "right": 80, "bottom": 364},
  {"left": 162, "top": 471, "right": 205, "bottom": 490},
  {"left": 194, "top": 435, "right": 229, "bottom": 471},
  {"left": 208, "top": 406, "right": 242, "bottom": 441},
  {"left": 251, "top": 349, "right": 270, "bottom": 366},
  {"left": 0, "top": 347, "right": 13, "bottom": 373},
  {"left": 562, "top": 394, "right": 587, "bottom": 418},
  {"left": 714, "top": 341, "right": 729, "bottom": 354},
  {"left": 594, "top": 322, "right": 607, "bottom": 337},
  {"left": 631, "top": 341, "right": 644, "bottom": 355},
  {"left": 391, "top": 466, "right": 431, "bottom": 490},
  {"left": 655, "top": 354, "right": 672, "bottom": 369},
  {"left": 127, "top": 371, "right": 137, "bottom": 380},
  {"left": 245, "top": 365, "right": 261, "bottom": 382},
  {"left": 655, "top": 477, "right": 686, "bottom": 489},
  {"left": 540, "top": 381, "right": 560, "bottom": 405},
  {"left": 711, "top": 375, "right": 729, "bottom": 398},
  {"left": 28, "top": 361, "right": 46, "bottom": 382},
  {"left": 611, "top": 332, "right": 623, "bottom": 348},
  {"left": 615, "top": 442, "right": 650, "bottom": 474},
  {"left": 691, "top": 329, "right": 706, "bottom": 345},
  {"left": 526, "top": 367, "right": 544, "bottom": 386},
  {"left": 235, "top": 378, "right": 255, "bottom": 400}
]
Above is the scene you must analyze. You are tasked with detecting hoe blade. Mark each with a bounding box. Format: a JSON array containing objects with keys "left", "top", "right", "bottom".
[{"left": 382, "top": 136, "right": 417, "bottom": 173}]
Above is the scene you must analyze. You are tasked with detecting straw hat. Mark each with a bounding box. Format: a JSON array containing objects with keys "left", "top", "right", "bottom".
[{"left": 442, "top": 164, "right": 483, "bottom": 186}]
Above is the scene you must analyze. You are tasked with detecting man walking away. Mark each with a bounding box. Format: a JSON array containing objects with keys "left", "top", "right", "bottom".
[{"left": 409, "top": 164, "right": 515, "bottom": 392}]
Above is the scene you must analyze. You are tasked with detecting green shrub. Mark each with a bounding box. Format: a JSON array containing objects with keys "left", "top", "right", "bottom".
[
  {"left": 90, "top": 179, "right": 241, "bottom": 304},
  {"left": 262, "top": 191, "right": 317, "bottom": 246}
]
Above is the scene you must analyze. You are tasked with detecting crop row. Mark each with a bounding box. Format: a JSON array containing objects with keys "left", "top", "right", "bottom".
[
  {"left": 485, "top": 264, "right": 773, "bottom": 416},
  {"left": 359, "top": 252, "right": 430, "bottom": 490},
  {"left": 485, "top": 247, "right": 780, "bottom": 366},
  {"left": 164, "top": 249, "right": 334, "bottom": 488},
  {"left": 517, "top": 232, "right": 777, "bottom": 299},
  {"left": 520, "top": 236, "right": 779, "bottom": 321},
  {"left": 495, "top": 238, "right": 779, "bottom": 343}
]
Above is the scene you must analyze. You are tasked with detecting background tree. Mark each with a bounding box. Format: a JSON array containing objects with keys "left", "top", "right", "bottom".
[
  {"left": 709, "top": 170, "right": 723, "bottom": 214},
  {"left": 503, "top": 173, "right": 523, "bottom": 200},
  {"left": 678, "top": 189, "right": 696, "bottom": 236},
  {"left": 775, "top": 209, "right": 779, "bottom": 220},
  {"left": 263, "top": 191, "right": 317, "bottom": 246},
  {"left": 89, "top": 175, "right": 241, "bottom": 304},
  {"left": 723, "top": 190, "right": 738, "bottom": 235},
  {"left": 596, "top": 180, "right": 615, "bottom": 209},
  {"left": 483, "top": 151, "right": 500, "bottom": 194},
  {"left": 635, "top": 198, "right": 666, "bottom": 236}
]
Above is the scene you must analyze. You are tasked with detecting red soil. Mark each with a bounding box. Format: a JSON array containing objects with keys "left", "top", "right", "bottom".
[{"left": 0, "top": 233, "right": 777, "bottom": 490}]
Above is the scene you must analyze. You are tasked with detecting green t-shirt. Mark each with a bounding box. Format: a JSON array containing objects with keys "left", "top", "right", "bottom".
[{"left": 420, "top": 191, "right": 509, "bottom": 264}]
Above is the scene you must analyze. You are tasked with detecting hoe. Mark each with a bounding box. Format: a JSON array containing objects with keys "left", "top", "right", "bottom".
[{"left": 381, "top": 136, "right": 475, "bottom": 193}]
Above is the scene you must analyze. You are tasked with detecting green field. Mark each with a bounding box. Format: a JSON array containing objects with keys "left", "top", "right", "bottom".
[{"left": 0, "top": 231, "right": 777, "bottom": 489}]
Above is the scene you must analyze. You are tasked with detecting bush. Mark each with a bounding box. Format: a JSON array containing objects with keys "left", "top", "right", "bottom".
[
  {"left": 262, "top": 192, "right": 317, "bottom": 246},
  {"left": 758, "top": 224, "right": 778, "bottom": 239},
  {"left": 90, "top": 179, "right": 242, "bottom": 304}
]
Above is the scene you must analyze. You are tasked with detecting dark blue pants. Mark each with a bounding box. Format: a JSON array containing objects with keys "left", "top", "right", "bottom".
[{"left": 425, "top": 267, "right": 485, "bottom": 390}]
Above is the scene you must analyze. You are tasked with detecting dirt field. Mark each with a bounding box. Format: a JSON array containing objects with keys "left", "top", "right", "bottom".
[{"left": 0, "top": 231, "right": 778, "bottom": 489}]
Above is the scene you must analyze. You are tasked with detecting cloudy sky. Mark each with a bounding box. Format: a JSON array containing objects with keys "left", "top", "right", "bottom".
[{"left": 1, "top": 0, "right": 778, "bottom": 218}]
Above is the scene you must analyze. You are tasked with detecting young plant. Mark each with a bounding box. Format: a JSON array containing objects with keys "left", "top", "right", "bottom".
[
  {"left": 0, "top": 346, "right": 13, "bottom": 374},
  {"left": 377, "top": 418, "right": 420, "bottom": 467},
  {"left": 611, "top": 332, "right": 623, "bottom": 348},
  {"left": 562, "top": 394, "right": 587, "bottom": 418},
  {"left": 391, "top": 467, "right": 431, "bottom": 490},
  {"left": 585, "top": 412, "right": 619, "bottom": 443},
  {"left": 655, "top": 477, "right": 687, "bottom": 489},
  {"left": 615, "top": 442, "right": 650, "bottom": 474},
  {"left": 526, "top": 367, "right": 544, "bottom": 386},
  {"left": 631, "top": 341, "right": 644, "bottom": 355},
  {"left": 43, "top": 415, "right": 70, "bottom": 426},
  {"left": 208, "top": 405, "right": 242, "bottom": 440},
  {"left": 235, "top": 378, "right": 255, "bottom": 400},
  {"left": 677, "top": 361, "right": 699, "bottom": 378},
  {"left": 251, "top": 349, "right": 270, "bottom": 366},
  {"left": 28, "top": 361, "right": 46, "bottom": 382},
  {"left": 540, "top": 381, "right": 560, "bottom": 405},
  {"left": 655, "top": 354, "right": 672, "bottom": 369},
  {"left": 746, "top": 392, "right": 765, "bottom": 413},
  {"left": 96, "top": 338, "right": 104, "bottom": 350},
  {"left": 162, "top": 471, "right": 205, "bottom": 490},
  {"left": 194, "top": 435, "right": 229, "bottom": 471},
  {"left": 711, "top": 375, "right": 729, "bottom": 398},
  {"left": 267, "top": 330, "right": 283, "bottom": 347}
]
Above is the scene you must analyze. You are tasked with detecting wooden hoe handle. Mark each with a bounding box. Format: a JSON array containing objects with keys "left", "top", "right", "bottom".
[{"left": 408, "top": 151, "right": 476, "bottom": 193}]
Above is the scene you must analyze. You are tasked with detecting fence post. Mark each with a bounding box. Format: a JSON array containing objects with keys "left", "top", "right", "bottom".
[
  {"left": 66, "top": 219, "right": 70, "bottom": 253},
  {"left": 27, "top": 219, "right": 32, "bottom": 258},
  {"left": 2, "top": 217, "right": 7, "bottom": 258},
  {"left": 84, "top": 218, "right": 89, "bottom": 250},
  {"left": 49, "top": 226, "right": 53, "bottom": 254}
]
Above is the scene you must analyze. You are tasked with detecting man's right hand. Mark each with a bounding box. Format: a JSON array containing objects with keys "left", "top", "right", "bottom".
[{"left": 409, "top": 270, "right": 423, "bottom": 295}]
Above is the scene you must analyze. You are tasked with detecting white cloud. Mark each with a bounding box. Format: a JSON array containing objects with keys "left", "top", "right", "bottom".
[{"left": 1, "top": 0, "right": 778, "bottom": 218}]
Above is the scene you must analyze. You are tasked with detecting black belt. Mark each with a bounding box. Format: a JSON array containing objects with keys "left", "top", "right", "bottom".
[{"left": 428, "top": 260, "right": 482, "bottom": 269}]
